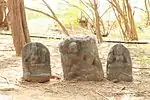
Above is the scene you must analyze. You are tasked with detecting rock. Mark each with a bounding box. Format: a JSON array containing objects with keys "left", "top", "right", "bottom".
[
  {"left": 59, "top": 36, "right": 104, "bottom": 81},
  {"left": 106, "top": 44, "right": 132, "bottom": 82},
  {"left": 22, "top": 42, "right": 51, "bottom": 82}
]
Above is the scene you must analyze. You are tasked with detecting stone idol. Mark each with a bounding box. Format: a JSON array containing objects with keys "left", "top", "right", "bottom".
[
  {"left": 59, "top": 36, "right": 104, "bottom": 81},
  {"left": 106, "top": 44, "right": 132, "bottom": 82},
  {"left": 22, "top": 42, "right": 51, "bottom": 82}
]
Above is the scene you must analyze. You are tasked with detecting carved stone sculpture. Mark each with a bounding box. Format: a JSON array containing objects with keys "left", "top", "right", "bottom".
[
  {"left": 59, "top": 36, "right": 104, "bottom": 81},
  {"left": 22, "top": 42, "right": 51, "bottom": 82},
  {"left": 106, "top": 44, "right": 132, "bottom": 82}
]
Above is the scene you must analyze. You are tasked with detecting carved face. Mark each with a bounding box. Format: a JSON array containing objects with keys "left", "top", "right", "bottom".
[
  {"left": 68, "top": 42, "right": 78, "bottom": 53},
  {"left": 29, "top": 44, "right": 41, "bottom": 64},
  {"left": 114, "top": 44, "right": 124, "bottom": 55},
  {"left": 114, "top": 44, "right": 125, "bottom": 61}
]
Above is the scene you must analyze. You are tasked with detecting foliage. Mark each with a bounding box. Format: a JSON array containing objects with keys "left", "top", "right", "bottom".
[
  {"left": 26, "top": 0, "right": 80, "bottom": 25},
  {"left": 56, "top": 6, "right": 80, "bottom": 25},
  {"left": 24, "top": 0, "right": 150, "bottom": 41},
  {"left": 25, "top": 0, "right": 69, "bottom": 36}
]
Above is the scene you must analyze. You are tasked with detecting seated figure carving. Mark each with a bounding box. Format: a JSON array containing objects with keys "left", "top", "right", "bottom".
[
  {"left": 106, "top": 44, "right": 132, "bottom": 82},
  {"left": 59, "top": 36, "right": 104, "bottom": 81},
  {"left": 22, "top": 42, "right": 51, "bottom": 82}
]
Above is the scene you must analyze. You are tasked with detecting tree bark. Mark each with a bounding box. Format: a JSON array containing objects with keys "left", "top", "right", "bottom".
[
  {"left": 126, "top": 0, "right": 138, "bottom": 40},
  {"left": 93, "top": 0, "right": 103, "bottom": 43},
  {"left": 0, "top": 0, "right": 6, "bottom": 26},
  {"left": 7, "top": 0, "right": 30, "bottom": 56},
  {"left": 0, "top": 5, "right": 4, "bottom": 25},
  {"left": 109, "top": 0, "right": 138, "bottom": 41},
  {"left": 145, "top": 0, "right": 150, "bottom": 26}
]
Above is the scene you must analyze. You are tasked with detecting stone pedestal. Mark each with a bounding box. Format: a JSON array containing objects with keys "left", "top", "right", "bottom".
[
  {"left": 106, "top": 44, "right": 132, "bottom": 82},
  {"left": 22, "top": 42, "right": 51, "bottom": 82},
  {"left": 59, "top": 36, "right": 104, "bottom": 81}
]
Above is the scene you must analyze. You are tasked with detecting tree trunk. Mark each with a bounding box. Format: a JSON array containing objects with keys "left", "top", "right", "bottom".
[
  {"left": 93, "top": 0, "right": 103, "bottom": 43},
  {"left": 126, "top": 0, "right": 138, "bottom": 40},
  {"left": 0, "top": 5, "right": 4, "bottom": 25},
  {"left": 109, "top": 0, "right": 138, "bottom": 41},
  {"left": 0, "top": 0, "right": 6, "bottom": 26},
  {"left": 145, "top": 0, "right": 150, "bottom": 26},
  {"left": 7, "top": 0, "right": 30, "bottom": 56}
]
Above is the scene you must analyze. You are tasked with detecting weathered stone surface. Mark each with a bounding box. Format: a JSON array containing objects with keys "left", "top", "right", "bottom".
[
  {"left": 22, "top": 42, "right": 51, "bottom": 82},
  {"left": 106, "top": 44, "right": 132, "bottom": 82},
  {"left": 59, "top": 36, "right": 104, "bottom": 81}
]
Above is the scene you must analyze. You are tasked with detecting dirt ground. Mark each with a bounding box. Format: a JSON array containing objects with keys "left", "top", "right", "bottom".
[{"left": 0, "top": 34, "right": 150, "bottom": 100}]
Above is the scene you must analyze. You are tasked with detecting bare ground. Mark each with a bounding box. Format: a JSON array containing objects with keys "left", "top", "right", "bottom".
[{"left": 0, "top": 34, "right": 150, "bottom": 100}]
